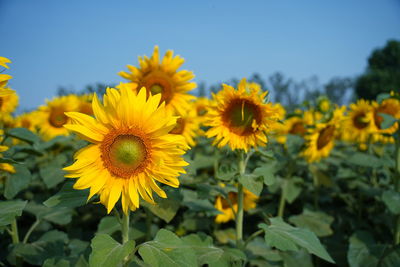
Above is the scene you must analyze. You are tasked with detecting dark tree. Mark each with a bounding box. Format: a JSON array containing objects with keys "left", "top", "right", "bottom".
[{"left": 355, "top": 40, "right": 400, "bottom": 100}]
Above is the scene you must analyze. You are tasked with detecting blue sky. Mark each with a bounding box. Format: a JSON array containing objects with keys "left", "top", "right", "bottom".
[{"left": 1, "top": 0, "right": 399, "bottom": 111}]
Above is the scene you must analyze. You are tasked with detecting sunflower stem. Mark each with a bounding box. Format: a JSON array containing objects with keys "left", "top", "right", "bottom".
[
  {"left": 236, "top": 151, "right": 246, "bottom": 249},
  {"left": 278, "top": 179, "right": 287, "bottom": 217},
  {"left": 11, "top": 218, "right": 19, "bottom": 244},
  {"left": 122, "top": 211, "right": 130, "bottom": 244}
]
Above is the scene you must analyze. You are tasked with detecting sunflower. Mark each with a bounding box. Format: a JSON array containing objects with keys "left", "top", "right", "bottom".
[
  {"left": 194, "top": 97, "right": 211, "bottom": 123},
  {"left": 371, "top": 98, "right": 400, "bottom": 143},
  {"left": 302, "top": 107, "right": 344, "bottom": 162},
  {"left": 169, "top": 108, "right": 200, "bottom": 147},
  {"left": 215, "top": 187, "right": 258, "bottom": 223},
  {"left": 205, "top": 78, "right": 279, "bottom": 152},
  {"left": 77, "top": 94, "right": 94, "bottom": 116},
  {"left": 0, "top": 57, "right": 13, "bottom": 91},
  {"left": 119, "top": 46, "right": 196, "bottom": 115},
  {"left": 15, "top": 111, "right": 40, "bottom": 132},
  {"left": 63, "top": 87, "right": 188, "bottom": 214},
  {"left": 37, "top": 95, "right": 80, "bottom": 140},
  {"left": 0, "top": 92, "right": 18, "bottom": 114},
  {"left": 342, "top": 99, "right": 374, "bottom": 145}
]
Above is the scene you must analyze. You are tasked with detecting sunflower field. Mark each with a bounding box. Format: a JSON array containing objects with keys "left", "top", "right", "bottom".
[{"left": 0, "top": 47, "right": 400, "bottom": 267}]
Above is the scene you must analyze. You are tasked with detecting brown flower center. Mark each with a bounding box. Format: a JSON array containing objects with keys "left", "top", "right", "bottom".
[
  {"left": 49, "top": 108, "right": 68, "bottom": 128},
  {"left": 221, "top": 192, "right": 238, "bottom": 209},
  {"left": 317, "top": 125, "right": 335, "bottom": 150},
  {"left": 353, "top": 112, "right": 369, "bottom": 129},
  {"left": 196, "top": 105, "right": 207, "bottom": 116},
  {"left": 374, "top": 103, "right": 396, "bottom": 129},
  {"left": 140, "top": 70, "right": 173, "bottom": 104},
  {"left": 222, "top": 99, "right": 262, "bottom": 136},
  {"left": 21, "top": 118, "right": 31, "bottom": 129},
  {"left": 0, "top": 98, "right": 3, "bottom": 108},
  {"left": 101, "top": 129, "right": 151, "bottom": 178},
  {"left": 289, "top": 121, "right": 306, "bottom": 135},
  {"left": 170, "top": 118, "right": 186, "bottom": 135}
]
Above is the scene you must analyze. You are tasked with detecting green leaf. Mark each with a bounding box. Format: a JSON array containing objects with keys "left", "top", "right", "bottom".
[
  {"left": 379, "top": 113, "right": 397, "bottom": 129},
  {"left": 209, "top": 248, "right": 247, "bottom": 267},
  {"left": 182, "top": 190, "right": 220, "bottom": 214},
  {"left": 0, "top": 157, "right": 20, "bottom": 164},
  {"left": 382, "top": 190, "right": 400, "bottom": 214},
  {"left": 253, "top": 164, "right": 276, "bottom": 186},
  {"left": 40, "top": 154, "right": 68, "bottom": 188},
  {"left": 25, "top": 202, "right": 72, "bottom": 225},
  {"left": 4, "top": 165, "right": 31, "bottom": 199},
  {"left": 348, "top": 152, "right": 381, "bottom": 168},
  {"left": 289, "top": 209, "right": 334, "bottom": 237},
  {"left": 280, "top": 250, "right": 313, "bottom": 267},
  {"left": 43, "top": 258, "right": 70, "bottom": 267},
  {"left": 216, "top": 163, "right": 237, "bottom": 181},
  {"left": 377, "top": 93, "right": 391, "bottom": 103},
  {"left": 239, "top": 174, "right": 263, "bottom": 196},
  {"left": 181, "top": 234, "right": 224, "bottom": 265},
  {"left": 0, "top": 199, "right": 27, "bottom": 226},
  {"left": 89, "top": 234, "right": 135, "bottom": 267},
  {"left": 44, "top": 181, "right": 88, "bottom": 208},
  {"left": 6, "top": 127, "right": 40, "bottom": 144},
  {"left": 97, "top": 216, "right": 120, "bottom": 235},
  {"left": 138, "top": 229, "right": 197, "bottom": 267},
  {"left": 143, "top": 189, "right": 182, "bottom": 223},
  {"left": 347, "top": 231, "right": 384, "bottom": 267},
  {"left": 259, "top": 217, "right": 334, "bottom": 263},
  {"left": 284, "top": 177, "right": 303, "bottom": 204},
  {"left": 309, "top": 165, "right": 333, "bottom": 187}
]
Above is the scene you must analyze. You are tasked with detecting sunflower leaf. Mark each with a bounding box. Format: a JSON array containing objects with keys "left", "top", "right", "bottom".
[
  {"left": 239, "top": 174, "right": 263, "bottom": 196},
  {"left": 89, "top": 234, "right": 135, "bottom": 267}
]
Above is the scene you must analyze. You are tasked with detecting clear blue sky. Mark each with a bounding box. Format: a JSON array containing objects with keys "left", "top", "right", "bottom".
[{"left": 1, "top": 0, "right": 399, "bottom": 111}]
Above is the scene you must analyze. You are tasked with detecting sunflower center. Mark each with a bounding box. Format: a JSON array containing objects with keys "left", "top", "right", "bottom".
[
  {"left": 353, "top": 113, "right": 369, "bottom": 129},
  {"left": 374, "top": 104, "right": 395, "bottom": 129},
  {"left": 0, "top": 98, "right": 3, "bottom": 108},
  {"left": 49, "top": 109, "right": 68, "bottom": 128},
  {"left": 223, "top": 99, "right": 262, "bottom": 136},
  {"left": 170, "top": 118, "right": 186, "bottom": 135},
  {"left": 142, "top": 71, "right": 173, "bottom": 104},
  {"left": 101, "top": 130, "right": 150, "bottom": 178},
  {"left": 221, "top": 192, "right": 238, "bottom": 209},
  {"left": 21, "top": 119, "right": 31, "bottom": 129},
  {"left": 317, "top": 125, "right": 335, "bottom": 150},
  {"left": 289, "top": 122, "right": 306, "bottom": 135}
]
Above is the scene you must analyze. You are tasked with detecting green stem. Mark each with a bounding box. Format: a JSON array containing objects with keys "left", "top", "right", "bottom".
[
  {"left": 122, "top": 211, "right": 130, "bottom": 244},
  {"left": 11, "top": 219, "right": 19, "bottom": 244},
  {"left": 23, "top": 219, "right": 40, "bottom": 244},
  {"left": 244, "top": 229, "right": 264, "bottom": 248},
  {"left": 278, "top": 179, "right": 287, "bottom": 217},
  {"left": 236, "top": 151, "right": 246, "bottom": 249}
]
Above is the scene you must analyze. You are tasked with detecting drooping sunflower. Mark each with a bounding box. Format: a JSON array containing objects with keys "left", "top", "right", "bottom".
[
  {"left": 302, "top": 107, "right": 345, "bottom": 163},
  {"left": 169, "top": 108, "right": 200, "bottom": 147},
  {"left": 194, "top": 97, "right": 211, "bottom": 124},
  {"left": 215, "top": 188, "right": 258, "bottom": 223},
  {"left": 119, "top": 46, "right": 196, "bottom": 115},
  {"left": 205, "top": 78, "right": 280, "bottom": 152},
  {"left": 342, "top": 99, "right": 374, "bottom": 145},
  {"left": 63, "top": 87, "right": 188, "bottom": 214},
  {"left": 371, "top": 98, "right": 400, "bottom": 143},
  {"left": 37, "top": 95, "right": 80, "bottom": 140}
]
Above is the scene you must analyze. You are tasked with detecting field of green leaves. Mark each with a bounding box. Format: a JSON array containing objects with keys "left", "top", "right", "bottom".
[{"left": 1, "top": 48, "right": 400, "bottom": 267}]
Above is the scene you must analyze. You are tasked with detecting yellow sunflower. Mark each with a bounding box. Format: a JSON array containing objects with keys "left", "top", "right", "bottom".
[
  {"left": 37, "top": 95, "right": 80, "bottom": 140},
  {"left": 0, "top": 92, "right": 19, "bottom": 114},
  {"left": 342, "top": 99, "right": 374, "bottom": 145},
  {"left": 215, "top": 187, "right": 258, "bottom": 223},
  {"left": 63, "top": 87, "right": 188, "bottom": 214},
  {"left": 169, "top": 108, "right": 200, "bottom": 147},
  {"left": 77, "top": 94, "right": 94, "bottom": 116},
  {"left": 15, "top": 111, "right": 41, "bottom": 132},
  {"left": 0, "top": 130, "right": 15, "bottom": 174},
  {"left": 0, "top": 57, "right": 13, "bottom": 91},
  {"left": 371, "top": 98, "right": 400, "bottom": 143},
  {"left": 119, "top": 46, "right": 196, "bottom": 115},
  {"left": 302, "top": 107, "right": 344, "bottom": 162},
  {"left": 205, "top": 78, "right": 280, "bottom": 152},
  {"left": 194, "top": 97, "right": 211, "bottom": 124}
]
